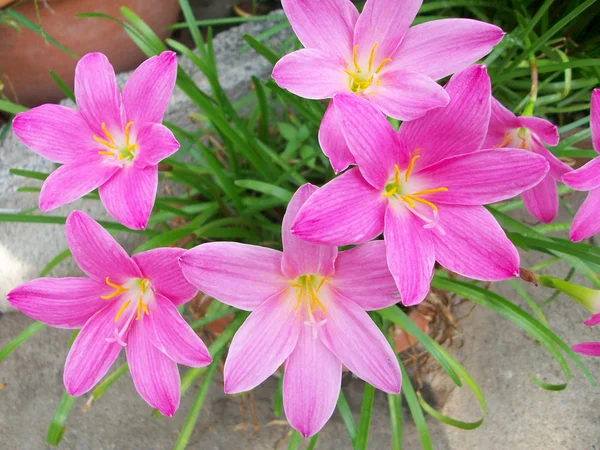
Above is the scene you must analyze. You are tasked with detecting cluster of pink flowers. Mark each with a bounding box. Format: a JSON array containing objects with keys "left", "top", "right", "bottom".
[{"left": 6, "top": 0, "right": 600, "bottom": 440}]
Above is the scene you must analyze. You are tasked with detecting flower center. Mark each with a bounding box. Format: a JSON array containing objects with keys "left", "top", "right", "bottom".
[
  {"left": 101, "top": 276, "right": 152, "bottom": 322},
  {"left": 344, "top": 43, "right": 391, "bottom": 93},
  {"left": 495, "top": 127, "right": 530, "bottom": 150},
  {"left": 93, "top": 121, "right": 139, "bottom": 162},
  {"left": 291, "top": 274, "right": 329, "bottom": 315}
]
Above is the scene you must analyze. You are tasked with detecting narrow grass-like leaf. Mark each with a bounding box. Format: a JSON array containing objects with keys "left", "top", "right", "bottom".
[
  {"left": 49, "top": 71, "right": 76, "bottom": 103},
  {"left": 243, "top": 34, "right": 279, "bottom": 65},
  {"left": 354, "top": 382, "right": 376, "bottom": 450},
  {"left": 336, "top": 391, "right": 357, "bottom": 444},
  {"left": 288, "top": 430, "right": 302, "bottom": 450},
  {"left": 46, "top": 393, "right": 77, "bottom": 446},
  {"left": 234, "top": 180, "right": 293, "bottom": 202},
  {"left": 273, "top": 371, "right": 284, "bottom": 418},
  {"left": 39, "top": 249, "right": 72, "bottom": 277},
  {"left": 0, "top": 99, "right": 28, "bottom": 115},
  {"left": 400, "top": 361, "right": 432, "bottom": 450},
  {"left": 0, "top": 321, "right": 45, "bottom": 364}
]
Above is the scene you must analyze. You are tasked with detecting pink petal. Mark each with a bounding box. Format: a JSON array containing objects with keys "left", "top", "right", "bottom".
[
  {"left": 531, "top": 138, "right": 572, "bottom": 180},
  {"left": 319, "top": 101, "right": 356, "bottom": 173},
  {"left": 224, "top": 291, "right": 302, "bottom": 393},
  {"left": 332, "top": 94, "right": 403, "bottom": 189},
  {"left": 134, "top": 123, "right": 180, "bottom": 167},
  {"left": 179, "top": 242, "right": 288, "bottom": 311},
  {"left": 39, "top": 156, "right": 118, "bottom": 212},
  {"left": 133, "top": 248, "right": 197, "bottom": 306},
  {"left": 353, "top": 0, "right": 421, "bottom": 70},
  {"left": 292, "top": 168, "right": 386, "bottom": 246},
  {"left": 332, "top": 241, "right": 399, "bottom": 310},
  {"left": 63, "top": 301, "right": 123, "bottom": 396},
  {"left": 562, "top": 157, "right": 600, "bottom": 191},
  {"left": 146, "top": 294, "right": 212, "bottom": 368},
  {"left": 518, "top": 116, "right": 559, "bottom": 146},
  {"left": 12, "top": 105, "right": 95, "bottom": 164},
  {"left": 367, "top": 69, "right": 449, "bottom": 121},
  {"left": 282, "top": 184, "right": 338, "bottom": 279},
  {"left": 389, "top": 19, "right": 504, "bottom": 80},
  {"left": 416, "top": 149, "right": 549, "bottom": 205},
  {"left": 398, "top": 65, "right": 491, "bottom": 168},
  {"left": 281, "top": 0, "right": 358, "bottom": 60},
  {"left": 592, "top": 89, "right": 600, "bottom": 153},
  {"left": 483, "top": 97, "right": 520, "bottom": 149},
  {"left": 126, "top": 320, "right": 180, "bottom": 416},
  {"left": 284, "top": 325, "right": 342, "bottom": 438},
  {"left": 384, "top": 205, "right": 435, "bottom": 306},
  {"left": 571, "top": 342, "right": 600, "bottom": 357},
  {"left": 318, "top": 291, "right": 401, "bottom": 393},
  {"left": 521, "top": 175, "right": 559, "bottom": 224},
  {"left": 99, "top": 165, "right": 158, "bottom": 230},
  {"left": 272, "top": 49, "right": 348, "bottom": 100},
  {"left": 6, "top": 277, "right": 111, "bottom": 329},
  {"left": 570, "top": 187, "right": 600, "bottom": 242},
  {"left": 432, "top": 205, "right": 519, "bottom": 280},
  {"left": 123, "top": 51, "right": 177, "bottom": 125},
  {"left": 66, "top": 210, "right": 142, "bottom": 284},
  {"left": 74, "top": 53, "right": 122, "bottom": 134},
  {"left": 584, "top": 312, "right": 600, "bottom": 327}
]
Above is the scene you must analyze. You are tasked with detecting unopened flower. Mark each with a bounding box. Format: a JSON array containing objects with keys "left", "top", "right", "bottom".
[
  {"left": 562, "top": 89, "right": 600, "bottom": 242},
  {"left": 13, "top": 51, "right": 179, "bottom": 230},
  {"left": 180, "top": 184, "right": 401, "bottom": 438},
  {"left": 538, "top": 276, "right": 600, "bottom": 327},
  {"left": 273, "top": 0, "right": 504, "bottom": 172},
  {"left": 7, "top": 211, "right": 210, "bottom": 416},
  {"left": 484, "top": 98, "right": 571, "bottom": 223},
  {"left": 292, "top": 66, "right": 549, "bottom": 306}
]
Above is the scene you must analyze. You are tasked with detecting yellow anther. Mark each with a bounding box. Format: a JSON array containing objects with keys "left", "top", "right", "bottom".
[
  {"left": 105, "top": 277, "right": 122, "bottom": 289},
  {"left": 376, "top": 79, "right": 381, "bottom": 87},
  {"left": 93, "top": 135, "right": 119, "bottom": 150},
  {"left": 102, "top": 277, "right": 127, "bottom": 300},
  {"left": 124, "top": 121, "right": 134, "bottom": 147},
  {"left": 406, "top": 195, "right": 439, "bottom": 211},
  {"left": 375, "top": 58, "right": 392, "bottom": 74},
  {"left": 353, "top": 45, "right": 361, "bottom": 72},
  {"left": 98, "top": 150, "right": 114, "bottom": 156},
  {"left": 101, "top": 122, "right": 115, "bottom": 144},
  {"left": 495, "top": 132, "right": 512, "bottom": 149},
  {"left": 405, "top": 155, "right": 420, "bottom": 182},
  {"left": 344, "top": 69, "right": 363, "bottom": 81},
  {"left": 316, "top": 277, "right": 329, "bottom": 292},
  {"left": 142, "top": 303, "right": 149, "bottom": 315},
  {"left": 140, "top": 279, "right": 149, "bottom": 294},
  {"left": 294, "top": 289, "right": 302, "bottom": 311},
  {"left": 115, "top": 300, "right": 131, "bottom": 322},
  {"left": 394, "top": 164, "right": 400, "bottom": 185},
  {"left": 136, "top": 297, "right": 143, "bottom": 320},
  {"left": 382, "top": 186, "right": 397, "bottom": 198},
  {"left": 411, "top": 187, "right": 448, "bottom": 196},
  {"left": 519, "top": 138, "right": 528, "bottom": 149},
  {"left": 308, "top": 284, "right": 327, "bottom": 313},
  {"left": 401, "top": 195, "right": 415, "bottom": 208},
  {"left": 368, "top": 42, "right": 378, "bottom": 72}
]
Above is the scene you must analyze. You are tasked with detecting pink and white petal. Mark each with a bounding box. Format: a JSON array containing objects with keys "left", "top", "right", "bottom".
[
  {"left": 571, "top": 342, "right": 600, "bottom": 357},
  {"left": 518, "top": 116, "right": 559, "bottom": 146},
  {"left": 6, "top": 277, "right": 112, "bottom": 329},
  {"left": 389, "top": 19, "right": 504, "bottom": 80},
  {"left": 417, "top": 149, "right": 549, "bottom": 205},
  {"left": 282, "top": 184, "right": 338, "bottom": 279},
  {"left": 353, "top": 0, "right": 422, "bottom": 68},
  {"left": 39, "top": 157, "right": 118, "bottom": 212},
  {"left": 292, "top": 168, "right": 386, "bottom": 246},
  {"left": 531, "top": 138, "right": 572, "bottom": 180},
  {"left": 570, "top": 188, "right": 600, "bottom": 242},
  {"left": 384, "top": 205, "right": 435, "bottom": 306},
  {"left": 562, "top": 157, "right": 600, "bottom": 191},
  {"left": 483, "top": 97, "right": 520, "bottom": 149},
  {"left": 318, "top": 291, "right": 401, "bottom": 393},
  {"left": 281, "top": 0, "right": 358, "bottom": 60},
  {"left": 99, "top": 164, "right": 158, "bottom": 230},
  {"left": 591, "top": 89, "right": 600, "bottom": 153},
  {"left": 399, "top": 65, "right": 491, "bottom": 168},
  {"left": 521, "top": 175, "right": 559, "bottom": 224},
  {"left": 319, "top": 101, "right": 356, "bottom": 173},
  {"left": 333, "top": 94, "right": 403, "bottom": 189},
  {"left": 65, "top": 210, "right": 142, "bottom": 284},
  {"left": 146, "top": 294, "right": 211, "bottom": 367},
  {"left": 272, "top": 49, "right": 348, "bottom": 100},
  {"left": 367, "top": 70, "right": 449, "bottom": 122},
  {"left": 63, "top": 301, "right": 123, "bottom": 396},
  {"left": 123, "top": 51, "right": 177, "bottom": 125},
  {"left": 134, "top": 123, "right": 180, "bottom": 167},
  {"left": 74, "top": 53, "right": 122, "bottom": 134},
  {"left": 126, "top": 320, "right": 180, "bottom": 416},
  {"left": 584, "top": 312, "right": 600, "bottom": 327},
  {"left": 179, "top": 242, "right": 287, "bottom": 311},
  {"left": 133, "top": 248, "right": 197, "bottom": 306},
  {"left": 432, "top": 205, "right": 519, "bottom": 280},
  {"left": 12, "top": 105, "right": 95, "bottom": 163},
  {"left": 283, "top": 326, "right": 342, "bottom": 438},
  {"left": 224, "top": 291, "right": 303, "bottom": 393},
  {"left": 332, "top": 241, "right": 399, "bottom": 310}
]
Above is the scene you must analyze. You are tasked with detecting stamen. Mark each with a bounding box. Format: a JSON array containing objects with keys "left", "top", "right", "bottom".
[
  {"left": 375, "top": 58, "right": 392, "bottom": 74},
  {"left": 105, "top": 277, "right": 122, "bottom": 290},
  {"left": 519, "top": 138, "right": 528, "bottom": 149},
  {"left": 376, "top": 79, "right": 381, "bottom": 87},
  {"left": 353, "top": 45, "right": 361, "bottom": 72},
  {"left": 394, "top": 164, "right": 400, "bottom": 185},
  {"left": 124, "top": 121, "right": 134, "bottom": 147},
  {"left": 115, "top": 300, "right": 131, "bottom": 322},
  {"left": 294, "top": 289, "right": 302, "bottom": 311},
  {"left": 142, "top": 303, "right": 149, "bottom": 315},
  {"left": 316, "top": 277, "right": 329, "bottom": 292},
  {"left": 411, "top": 187, "right": 448, "bottom": 196},
  {"left": 136, "top": 298, "right": 143, "bottom": 320},
  {"left": 93, "top": 135, "right": 119, "bottom": 150},
  {"left": 495, "top": 132, "right": 512, "bottom": 149},
  {"left": 344, "top": 69, "right": 363, "bottom": 81},
  {"left": 405, "top": 195, "right": 439, "bottom": 211},
  {"left": 368, "top": 42, "right": 378, "bottom": 72},
  {"left": 98, "top": 150, "right": 115, "bottom": 156},
  {"left": 405, "top": 155, "right": 420, "bottom": 182},
  {"left": 382, "top": 186, "right": 397, "bottom": 198},
  {"left": 101, "top": 123, "right": 116, "bottom": 144},
  {"left": 401, "top": 195, "right": 415, "bottom": 208},
  {"left": 101, "top": 277, "right": 127, "bottom": 300}
]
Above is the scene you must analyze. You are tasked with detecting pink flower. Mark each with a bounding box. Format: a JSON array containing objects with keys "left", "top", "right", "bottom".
[
  {"left": 272, "top": 0, "right": 504, "bottom": 172},
  {"left": 572, "top": 342, "right": 600, "bottom": 357},
  {"left": 483, "top": 97, "right": 571, "bottom": 223},
  {"left": 7, "top": 211, "right": 210, "bottom": 416},
  {"left": 562, "top": 89, "right": 600, "bottom": 242},
  {"left": 179, "top": 184, "right": 401, "bottom": 438},
  {"left": 13, "top": 52, "right": 180, "bottom": 230},
  {"left": 291, "top": 66, "right": 550, "bottom": 306}
]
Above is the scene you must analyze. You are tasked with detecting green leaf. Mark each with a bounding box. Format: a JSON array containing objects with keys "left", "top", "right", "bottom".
[
  {"left": 278, "top": 122, "right": 298, "bottom": 141},
  {"left": 273, "top": 371, "right": 284, "bottom": 418},
  {"left": 0, "top": 321, "right": 45, "bottom": 364},
  {"left": 288, "top": 430, "right": 303, "bottom": 450},
  {"left": 46, "top": 393, "right": 77, "bottom": 446},
  {"left": 86, "top": 363, "right": 129, "bottom": 409},
  {"left": 337, "top": 391, "right": 357, "bottom": 444},
  {"left": 39, "top": 249, "right": 72, "bottom": 277},
  {"left": 9, "top": 168, "right": 49, "bottom": 180},
  {"left": 49, "top": 71, "right": 76, "bottom": 103},
  {"left": 354, "top": 383, "right": 376, "bottom": 450},
  {"left": 234, "top": 179, "right": 293, "bottom": 202},
  {"left": 0, "top": 99, "right": 28, "bottom": 115},
  {"left": 400, "top": 361, "right": 432, "bottom": 450},
  {"left": 243, "top": 34, "right": 279, "bottom": 65}
]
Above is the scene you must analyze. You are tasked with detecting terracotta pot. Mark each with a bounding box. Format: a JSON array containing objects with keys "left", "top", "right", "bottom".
[{"left": 0, "top": 0, "right": 180, "bottom": 107}]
